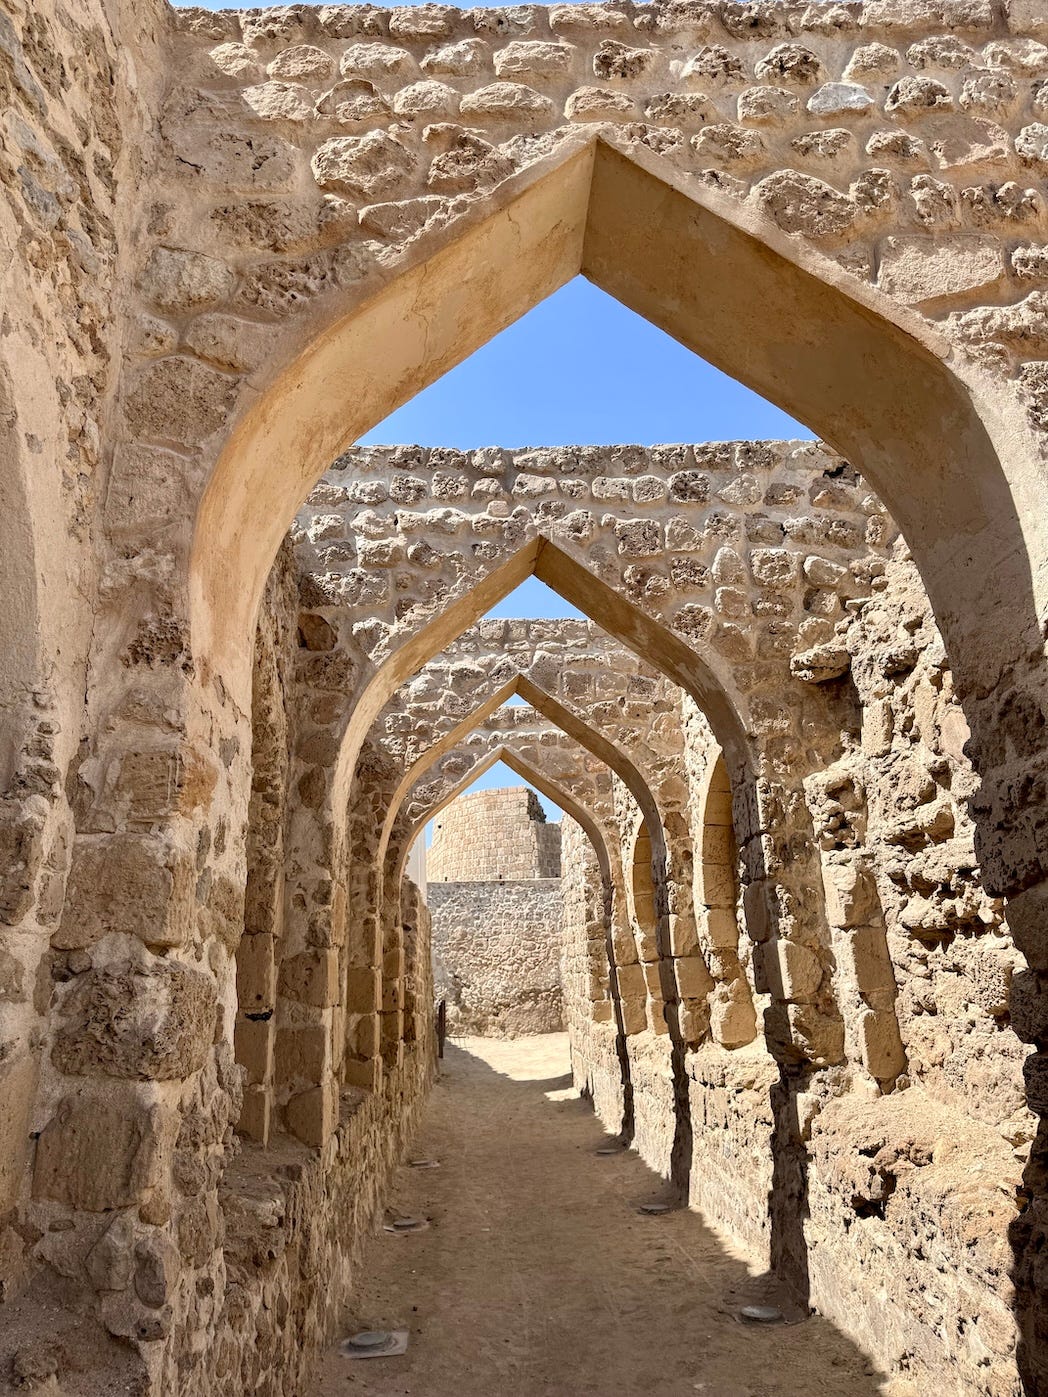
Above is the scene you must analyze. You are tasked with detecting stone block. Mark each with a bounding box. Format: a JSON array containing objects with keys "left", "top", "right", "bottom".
[
  {"left": 53, "top": 959, "right": 217, "bottom": 1081},
  {"left": 621, "top": 998, "right": 648, "bottom": 1035},
  {"left": 274, "top": 1025, "right": 328, "bottom": 1085},
  {"left": 0, "top": 1052, "right": 37, "bottom": 1213},
  {"left": 236, "top": 933, "right": 277, "bottom": 1012},
  {"left": 822, "top": 860, "right": 879, "bottom": 929},
  {"left": 54, "top": 835, "right": 194, "bottom": 952},
  {"left": 666, "top": 915, "right": 698, "bottom": 958},
  {"left": 705, "top": 907, "right": 740, "bottom": 950},
  {"left": 776, "top": 940, "right": 824, "bottom": 1001},
  {"left": 858, "top": 1008, "right": 907, "bottom": 1082},
  {"left": 234, "top": 1017, "right": 273, "bottom": 1085},
  {"left": 878, "top": 234, "right": 1005, "bottom": 303},
  {"left": 285, "top": 1084, "right": 336, "bottom": 1147},
  {"left": 280, "top": 949, "right": 339, "bottom": 1007},
  {"left": 350, "top": 1013, "right": 380, "bottom": 1058},
  {"left": 616, "top": 963, "right": 646, "bottom": 999},
  {"left": 675, "top": 953, "right": 713, "bottom": 999},
  {"left": 342, "top": 1056, "right": 381, "bottom": 1091},
  {"left": 237, "top": 1085, "right": 271, "bottom": 1145},
  {"left": 345, "top": 966, "right": 380, "bottom": 1013},
  {"left": 0, "top": 804, "right": 46, "bottom": 925},
  {"left": 33, "top": 1092, "right": 170, "bottom": 1211}
]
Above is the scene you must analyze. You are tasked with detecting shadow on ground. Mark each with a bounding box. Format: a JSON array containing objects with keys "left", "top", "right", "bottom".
[{"left": 313, "top": 1035, "right": 886, "bottom": 1397}]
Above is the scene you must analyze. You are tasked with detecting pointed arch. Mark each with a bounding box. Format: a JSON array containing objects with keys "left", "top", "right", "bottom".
[
  {"left": 190, "top": 135, "right": 1040, "bottom": 738},
  {"left": 378, "top": 673, "right": 666, "bottom": 878}
]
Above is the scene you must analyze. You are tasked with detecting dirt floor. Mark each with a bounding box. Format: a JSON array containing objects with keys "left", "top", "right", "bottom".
[{"left": 313, "top": 1035, "right": 886, "bottom": 1397}]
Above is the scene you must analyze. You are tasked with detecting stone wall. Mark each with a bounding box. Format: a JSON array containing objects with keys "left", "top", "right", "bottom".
[
  {"left": 427, "top": 786, "right": 564, "bottom": 1035},
  {"left": 6, "top": 0, "right": 1048, "bottom": 1388},
  {"left": 428, "top": 785, "right": 561, "bottom": 881},
  {"left": 561, "top": 542, "right": 1027, "bottom": 1396},
  {"left": 430, "top": 878, "right": 565, "bottom": 1036}
]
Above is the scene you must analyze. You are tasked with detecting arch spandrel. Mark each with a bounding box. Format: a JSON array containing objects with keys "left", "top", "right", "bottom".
[{"left": 289, "top": 438, "right": 893, "bottom": 806}]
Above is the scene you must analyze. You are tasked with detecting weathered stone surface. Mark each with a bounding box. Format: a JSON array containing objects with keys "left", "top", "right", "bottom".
[
  {"left": 52, "top": 959, "right": 217, "bottom": 1080},
  {"left": 3, "top": 1, "right": 1048, "bottom": 1391},
  {"left": 878, "top": 233, "right": 1005, "bottom": 301},
  {"left": 33, "top": 1093, "right": 170, "bottom": 1211}
]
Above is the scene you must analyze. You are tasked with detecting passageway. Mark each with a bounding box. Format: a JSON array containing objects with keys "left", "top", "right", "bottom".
[{"left": 313, "top": 1037, "right": 883, "bottom": 1397}]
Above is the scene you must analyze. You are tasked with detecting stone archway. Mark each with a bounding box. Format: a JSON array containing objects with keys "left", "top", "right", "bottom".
[{"left": 11, "top": 2, "right": 1048, "bottom": 1388}]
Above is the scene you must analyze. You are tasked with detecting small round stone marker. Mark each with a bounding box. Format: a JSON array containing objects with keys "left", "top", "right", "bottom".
[
  {"left": 347, "top": 1331, "right": 392, "bottom": 1351},
  {"left": 739, "top": 1304, "right": 785, "bottom": 1324}
]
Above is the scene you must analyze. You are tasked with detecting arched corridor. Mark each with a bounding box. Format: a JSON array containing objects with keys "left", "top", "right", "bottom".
[{"left": 3, "top": 2, "right": 1048, "bottom": 1391}]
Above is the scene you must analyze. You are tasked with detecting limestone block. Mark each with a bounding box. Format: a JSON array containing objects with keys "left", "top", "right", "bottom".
[
  {"left": 140, "top": 247, "right": 236, "bottom": 314},
  {"left": 822, "top": 861, "right": 880, "bottom": 929},
  {"left": 275, "top": 1025, "right": 329, "bottom": 1085},
  {"left": 311, "top": 131, "right": 416, "bottom": 198},
  {"left": 125, "top": 353, "right": 239, "bottom": 446},
  {"left": 349, "top": 966, "right": 382, "bottom": 1011},
  {"left": 280, "top": 949, "right": 339, "bottom": 1007},
  {"left": 234, "top": 1018, "right": 273, "bottom": 1086},
  {"left": 350, "top": 1013, "right": 380, "bottom": 1057},
  {"left": 86, "top": 1215, "right": 136, "bottom": 1292},
  {"left": 621, "top": 998, "right": 648, "bottom": 1035},
  {"left": 807, "top": 82, "right": 875, "bottom": 116},
  {"left": 134, "top": 1234, "right": 180, "bottom": 1309},
  {"left": 0, "top": 803, "right": 46, "bottom": 926},
  {"left": 33, "top": 1092, "right": 170, "bottom": 1211},
  {"left": 858, "top": 1008, "right": 907, "bottom": 1081},
  {"left": 342, "top": 1056, "right": 381, "bottom": 1090},
  {"left": 460, "top": 81, "right": 553, "bottom": 120},
  {"left": 493, "top": 40, "right": 573, "bottom": 77},
  {"left": 52, "top": 960, "right": 217, "bottom": 1081},
  {"left": 236, "top": 933, "right": 277, "bottom": 1013},
  {"left": 285, "top": 1085, "right": 337, "bottom": 1147},
  {"left": 753, "top": 171, "right": 859, "bottom": 237},
  {"left": 675, "top": 953, "right": 713, "bottom": 998},
  {"left": 879, "top": 233, "right": 1005, "bottom": 303},
  {"left": 776, "top": 940, "right": 823, "bottom": 1001}
]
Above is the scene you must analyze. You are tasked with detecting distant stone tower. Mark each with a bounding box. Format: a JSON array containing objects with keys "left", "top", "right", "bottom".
[
  {"left": 428, "top": 786, "right": 564, "bottom": 1037},
  {"left": 428, "top": 786, "right": 561, "bottom": 882}
]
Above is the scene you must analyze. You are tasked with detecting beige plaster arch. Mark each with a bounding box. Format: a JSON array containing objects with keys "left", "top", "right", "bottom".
[
  {"left": 380, "top": 674, "right": 667, "bottom": 878},
  {"left": 190, "top": 135, "right": 1040, "bottom": 735}
]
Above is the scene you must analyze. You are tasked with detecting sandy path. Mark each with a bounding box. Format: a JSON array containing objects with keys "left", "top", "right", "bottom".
[{"left": 312, "top": 1035, "right": 883, "bottom": 1397}]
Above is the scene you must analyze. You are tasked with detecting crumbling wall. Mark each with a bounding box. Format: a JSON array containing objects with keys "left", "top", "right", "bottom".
[
  {"left": 430, "top": 878, "right": 565, "bottom": 1036},
  {"left": 561, "top": 542, "right": 1028, "bottom": 1392},
  {"left": 0, "top": 0, "right": 171, "bottom": 1358}
]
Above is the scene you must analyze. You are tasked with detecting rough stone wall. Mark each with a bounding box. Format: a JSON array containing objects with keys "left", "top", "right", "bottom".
[
  {"left": 562, "top": 541, "right": 1028, "bottom": 1394},
  {"left": 428, "top": 785, "right": 561, "bottom": 881},
  {"left": 0, "top": 0, "right": 168, "bottom": 1328},
  {"left": 429, "top": 877, "right": 565, "bottom": 1035},
  {"left": 9, "top": 0, "right": 1048, "bottom": 1384},
  {"left": 425, "top": 786, "right": 566, "bottom": 1035}
]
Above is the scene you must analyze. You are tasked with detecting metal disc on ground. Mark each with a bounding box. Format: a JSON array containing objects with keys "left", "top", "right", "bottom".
[
  {"left": 638, "top": 1202, "right": 671, "bottom": 1215},
  {"left": 739, "top": 1305, "right": 785, "bottom": 1324},
  {"left": 340, "top": 1329, "right": 410, "bottom": 1359},
  {"left": 409, "top": 1158, "right": 441, "bottom": 1168},
  {"left": 348, "top": 1331, "right": 392, "bottom": 1351},
  {"left": 385, "top": 1215, "right": 430, "bottom": 1233},
  {"left": 596, "top": 1146, "right": 622, "bottom": 1156}
]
